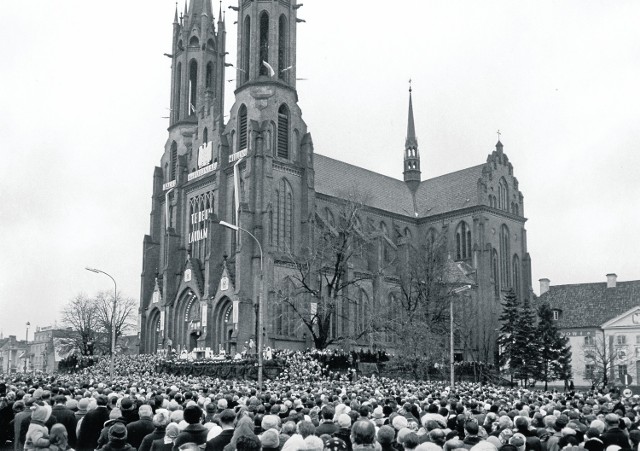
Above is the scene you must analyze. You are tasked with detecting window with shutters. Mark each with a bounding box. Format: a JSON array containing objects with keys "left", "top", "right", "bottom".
[
  {"left": 238, "top": 105, "right": 248, "bottom": 151},
  {"left": 170, "top": 142, "right": 178, "bottom": 180},
  {"left": 277, "top": 104, "right": 289, "bottom": 159}
]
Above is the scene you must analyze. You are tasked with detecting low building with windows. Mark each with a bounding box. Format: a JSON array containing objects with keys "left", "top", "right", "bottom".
[
  {"left": 138, "top": 0, "right": 533, "bottom": 363},
  {"left": 29, "top": 325, "right": 77, "bottom": 373},
  {"left": 0, "top": 336, "right": 28, "bottom": 373},
  {"left": 537, "top": 274, "right": 640, "bottom": 387}
]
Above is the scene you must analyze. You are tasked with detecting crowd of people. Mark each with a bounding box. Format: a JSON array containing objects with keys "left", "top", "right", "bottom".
[{"left": 0, "top": 351, "right": 639, "bottom": 451}]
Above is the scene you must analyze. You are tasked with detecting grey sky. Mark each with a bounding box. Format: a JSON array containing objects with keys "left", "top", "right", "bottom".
[{"left": 1, "top": 0, "right": 639, "bottom": 339}]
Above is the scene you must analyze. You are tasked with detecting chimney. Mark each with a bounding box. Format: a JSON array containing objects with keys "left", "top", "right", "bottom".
[
  {"left": 607, "top": 273, "right": 617, "bottom": 289},
  {"left": 539, "top": 278, "right": 550, "bottom": 295}
]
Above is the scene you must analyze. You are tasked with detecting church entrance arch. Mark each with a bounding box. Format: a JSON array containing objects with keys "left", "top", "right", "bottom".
[
  {"left": 146, "top": 309, "right": 162, "bottom": 354},
  {"left": 213, "top": 298, "right": 236, "bottom": 355},
  {"left": 174, "top": 291, "right": 202, "bottom": 352}
]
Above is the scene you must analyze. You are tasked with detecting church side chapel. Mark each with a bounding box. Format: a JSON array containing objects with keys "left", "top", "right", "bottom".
[{"left": 139, "top": 0, "right": 531, "bottom": 365}]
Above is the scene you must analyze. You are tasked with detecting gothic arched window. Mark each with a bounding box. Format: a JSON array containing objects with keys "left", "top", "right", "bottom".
[
  {"left": 188, "top": 60, "right": 198, "bottom": 115},
  {"left": 259, "top": 11, "right": 270, "bottom": 76},
  {"left": 238, "top": 104, "right": 248, "bottom": 151},
  {"left": 492, "top": 248, "right": 500, "bottom": 298},
  {"left": 189, "top": 36, "right": 199, "bottom": 46},
  {"left": 499, "top": 178, "right": 509, "bottom": 210},
  {"left": 242, "top": 16, "right": 250, "bottom": 82},
  {"left": 205, "top": 62, "right": 213, "bottom": 89},
  {"left": 455, "top": 221, "right": 472, "bottom": 261},
  {"left": 278, "top": 15, "right": 288, "bottom": 80},
  {"left": 357, "top": 289, "right": 370, "bottom": 336},
  {"left": 500, "top": 225, "right": 511, "bottom": 289},
  {"left": 277, "top": 104, "right": 289, "bottom": 159},
  {"left": 512, "top": 254, "right": 521, "bottom": 295},
  {"left": 274, "top": 179, "right": 294, "bottom": 251}
]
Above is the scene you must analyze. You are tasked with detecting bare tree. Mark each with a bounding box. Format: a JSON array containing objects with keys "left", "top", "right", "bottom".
[
  {"left": 273, "top": 190, "right": 381, "bottom": 349},
  {"left": 382, "top": 235, "right": 450, "bottom": 377},
  {"left": 94, "top": 291, "right": 138, "bottom": 353},
  {"left": 582, "top": 334, "right": 620, "bottom": 390},
  {"left": 61, "top": 293, "right": 99, "bottom": 356}
]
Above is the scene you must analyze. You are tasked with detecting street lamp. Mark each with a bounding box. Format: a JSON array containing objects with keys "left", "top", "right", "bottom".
[
  {"left": 85, "top": 267, "right": 117, "bottom": 382},
  {"left": 450, "top": 284, "right": 472, "bottom": 389},
  {"left": 25, "top": 322, "right": 30, "bottom": 372},
  {"left": 214, "top": 219, "right": 265, "bottom": 391}
]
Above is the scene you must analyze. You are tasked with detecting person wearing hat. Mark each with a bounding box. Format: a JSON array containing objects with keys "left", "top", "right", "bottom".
[
  {"left": 52, "top": 394, "right": 78, "bottom": 448},
  {"left": 127, "top": 404, "right": 156, "bottom": 449},
  {"left": 12, "top": 400, "right": 29, "bottom": 451},
  {"left": 98, "top": 423, "right": 135, "bottom": 451},
  {"left": 173, "top": 405, "right": 207, "bottom": 451},
  {"left": 600, "top": 414, "right": 630, "bottom": 450},
  {"left": 139, "top": 409, "right": 171, "bottom": 451},
  {"left": 120, "top": 398, "right": 140, "bottom": 425},
  {"left": 333, "top": 414, "right": 353, "bottom": 451},
  {"left": 205, "top": 409, "right": 236, "bottom": 451},
  {"left": 24, "top": 404, "right": 52, "bottom": 451},
  {"left": 150, "top": 422, "right": 180, "bottom": 451},
  {"left": 77, "top": 395, "right": 111, "bottom": 451},
  {"left": 260, "top": 429, "right": 280, "bottom": 451}
]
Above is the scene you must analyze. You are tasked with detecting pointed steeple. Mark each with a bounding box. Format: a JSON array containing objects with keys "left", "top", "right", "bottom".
[
  {"left": 174, "top": 3, "right": 179, "bottom": 24},
  {"left": 406, "top": 86, "right": 418, "bottom": 149},
  {"left": 403, "top": 81, "right": 421, "bottom": 192}
]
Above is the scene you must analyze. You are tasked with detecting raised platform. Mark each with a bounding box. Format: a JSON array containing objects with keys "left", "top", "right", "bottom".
[{"left": 155, "top": 357, "right": 284, "bottom": 380}]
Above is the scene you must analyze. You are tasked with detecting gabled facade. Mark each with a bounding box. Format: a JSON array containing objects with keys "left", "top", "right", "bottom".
[
  {"left": 537, "top": 274, "right": 640, "bottom": 387},
  {"left": 139, "top": 0, "right": 532, "bottom": 363}
]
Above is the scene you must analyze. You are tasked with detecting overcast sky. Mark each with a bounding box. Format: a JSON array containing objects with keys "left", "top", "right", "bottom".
[{"left": 1, "top": 1, "right": 639, "bottom": 339}]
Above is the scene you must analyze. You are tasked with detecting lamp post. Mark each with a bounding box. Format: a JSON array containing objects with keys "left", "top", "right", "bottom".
[
  {"left": 215, "top": 219, "right": 265, "bottom": 391},
  {"left": 25, "top": 322, "right": 30, "bottom": 372},
  {"left": 85, "top": 267, "right": 117, "bottom": 382},
  {"left": 450, "top": 284, "right": 472, "bottom": 389}
]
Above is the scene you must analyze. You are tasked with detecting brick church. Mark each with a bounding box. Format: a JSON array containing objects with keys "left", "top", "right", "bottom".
[{"left": 138, "top": 0, "right": 532, "bottom": 363}]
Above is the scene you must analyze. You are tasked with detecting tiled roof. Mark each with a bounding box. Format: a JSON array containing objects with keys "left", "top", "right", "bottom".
[
  {"left": 415, "top": 165, "right": 484, "bottom": 217},
  {"left": 314, "top": 154, "right": 416, "bottom": 216},
  {"left": 537, "top": 280, "right": 640, "bottom": 329},
  {"left": 314, "top": 154, "right": 484, "bottom": 218}
]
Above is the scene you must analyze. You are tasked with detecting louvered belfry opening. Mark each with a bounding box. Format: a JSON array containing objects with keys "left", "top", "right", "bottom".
[{"left": 277, "top": 104, "right": 289, "bottom": 158}]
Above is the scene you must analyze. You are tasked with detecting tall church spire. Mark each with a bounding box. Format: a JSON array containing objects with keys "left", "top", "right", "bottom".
[{"left": 403, "top": 82, "right": 421, "bottom": 192}]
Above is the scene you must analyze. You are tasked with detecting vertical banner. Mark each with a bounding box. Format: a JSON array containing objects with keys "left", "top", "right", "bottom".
[
  {"left": 201, "top": 303, "right": 208, "bottom": 327},
  {"left": 160, "top": 311, "right": 165, "bottom": 331},
  {"left": 233, "top": 300, "right": 239, "bottom": 325}
]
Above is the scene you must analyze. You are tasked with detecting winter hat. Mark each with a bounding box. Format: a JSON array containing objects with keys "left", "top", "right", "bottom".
[
  {"left": 166, "top": 423, "right": 180, "bottom": 440},
  {"left": 377, "top": 426, "right": 395, "bottom": 445},
  {"left": 261, "top": 429, "right": 280, "bottom": 449},
  {"left": 337, "top": 414, "right": 352, "bottom": 429},
  {"left": 31, "top": 404, "right": 52, "bottom": 424},
  {"left": 120, "top": 398, "right": 135, "bottom": 411},
  {"left": 109, "top": 423, "right": 128, "bottom": 442},
  {"left": 324, "top": 438, "right": 348, "bottom": 451},
  {"left": 77, "top": 398, "right": 90, "bottom": 414},
  {"left": 393, "top": 415, "right": 409, "bottom": 430},
  {"left": 262, "top": 415, "right": 281, "bottom": 431},
  {"left": 183, "top": 405, "right": 202, "bottom": 424},
  {"left": 509, "top": 433, "right": 526, "bottom": 451}
]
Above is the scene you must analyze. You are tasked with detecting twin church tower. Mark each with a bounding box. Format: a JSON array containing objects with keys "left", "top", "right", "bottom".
[{"left": 139, "top": 0, "right": 531, "bottom": 364}]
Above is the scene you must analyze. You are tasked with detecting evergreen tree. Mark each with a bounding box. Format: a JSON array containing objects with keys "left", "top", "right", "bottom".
[
  {"left": 552, "top": 334, "right": 573, "bottom": 388},
  {"left": 497, "top": 289, "right": 521, "bottom": 384},
  {"left": 514, "top": 296, "right": 539, "bottom": 384},
  {"left": 536, "top": 302, "right": 572, "bottom": 390}
]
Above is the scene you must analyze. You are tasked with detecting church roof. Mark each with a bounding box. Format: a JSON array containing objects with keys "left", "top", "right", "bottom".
[
  {"left": 314, "top": 154, "right": 416, "bottom": 216},
  {"left": 537, "top": 280, "right": 640, "bottom": 329},
  {"left": 314, "top": 154, "right": 485, "bottom": 218},
  {"left": 415, "top": 165, "right": 485, "bottom": 217}
]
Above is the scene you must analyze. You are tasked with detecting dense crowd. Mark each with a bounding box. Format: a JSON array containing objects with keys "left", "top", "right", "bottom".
[{"left": 0, "top": 352, "right": 639, "bottom": 451}]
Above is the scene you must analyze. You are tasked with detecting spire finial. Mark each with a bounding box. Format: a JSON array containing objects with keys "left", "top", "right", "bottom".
[
  {"left": 219, "top": 0, "right": 222, "bottom": 19},
  {"left": 409, "top": 78, "right": 412, "bottom": 93},
  {"left": 174, "top": 2, "right": 179, "bottom": 23}
]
